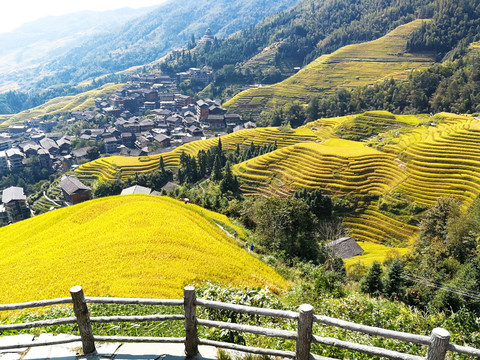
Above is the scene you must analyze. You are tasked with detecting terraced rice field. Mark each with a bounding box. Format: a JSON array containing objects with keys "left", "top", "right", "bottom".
[
  {"left": 225, "top": 19, "right": 434, "bottom": 112},
  {"left": 77, "top": 127, "right": 323, "bottom": 180},
  {"left": 0, "top": 83, "right": 124, "bottom": 129},
  {"left": 234, "top": 139, "right": 404, "bottom": 195},
  {"left": 0, "top": 195, "right": 287, "bottom": 304},
  {"left": 388, "top": 116, "right": 480, "bottom": 208},
  {"left": 343, "top": 241, "right": 410, "bottom": 270},
  {"left": 343, "top": 206, "right": 419, "bottom": 245},
  {"left": 234, "top": 138, "right": 406, "bottom": 197},
  {"left": 79, "top": 111, "right": 480, "bottom": 249},
  {"left": 233, "top": 112, "right": 480, "bottom": 246}
]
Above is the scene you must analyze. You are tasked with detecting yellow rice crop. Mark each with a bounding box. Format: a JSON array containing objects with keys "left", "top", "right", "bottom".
[
  {"left": 76, "top": 127, "right": 322, "bottom": 180},
  {"left": 343, "top": 241, "right": 410, "bottom": 270},
  {"left": 0, "top": 195, "right": 287, "bottom": 304},
  {"left": 0, "top": 83, "right": 124, "bottom": 130},
  {"left": 225, "top": 20, "right": 434, "bottom": 111}
]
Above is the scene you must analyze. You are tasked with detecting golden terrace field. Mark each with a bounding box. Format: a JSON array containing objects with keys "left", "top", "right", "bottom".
[
  {"left": 77, "top": 111, "right": 480, "bottom": 252},
  {"left": 234, "top": 139, "right": 407, "bottom": 197},
  {"left": 232, "top": 112, "right": 480, "bottom": 247},
  {"left": 0, "top": 195, "right": 287, "bottom": 304},
  {"left": 224, "top": 19, "right": 434, "bottom": 112},
  {"left": 0, "top": 83, "right": 124, "bottom": 130},
  {"left": 76, "top": 126, "right": 323, "bottom": 180}
]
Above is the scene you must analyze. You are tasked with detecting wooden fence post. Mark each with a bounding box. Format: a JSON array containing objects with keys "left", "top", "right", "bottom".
[
  {"left": 296, "top": 304, "right": 314, "bottom": 360},
  {"left": 70, "top": 286, "right": 96, "bottom": 355},
  {"left": 184, "top": 286, "right": 199, "bottom": 359},
  {"left": 426, "top": 327, "right": 450, "bottom": 360}
]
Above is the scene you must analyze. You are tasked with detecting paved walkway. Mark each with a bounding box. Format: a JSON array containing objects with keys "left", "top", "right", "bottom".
[{"left": 0, "top": 335, "right": 218, "bottom": 360}]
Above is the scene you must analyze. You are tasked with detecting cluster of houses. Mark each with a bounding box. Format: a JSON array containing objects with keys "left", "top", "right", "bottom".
[
  {"left": 0, "top": 72, "right": 255, "bottom": 177},
  {"left": 0, "top": 66, "right": 256, "bottom": 225}
]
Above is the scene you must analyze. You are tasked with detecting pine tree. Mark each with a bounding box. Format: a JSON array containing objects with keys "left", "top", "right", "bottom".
[
  {"left": 211, "top": 154, "right": 223, "bottom": 182},
  {"left": 360, "top": 261, "right": 383, "bottom": 296},
  {"left": 220, "top": 161, "right": 239, "bottom": 194},
  {"left": 383, "top": 259, "right": 404, "bottom": 299},
  {"left": 159, "top": 156, "right": 165, "bottom": 173}
]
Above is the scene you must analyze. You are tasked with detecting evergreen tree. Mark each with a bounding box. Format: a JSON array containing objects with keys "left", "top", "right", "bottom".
[
  {"left": 159, "top": 156, "right": 165, "bottom": 173},
  {"left": 383, "top": 259, "right": 404, "bottom": 299},
  {"left": 211, "top": 154, "right": 223, "bottom": 182},
  {"left": 360, "top": 261, "right": 383, "bottom": 296},
  {"left": 220, "top": 161, "right": 239, "bottom": 194}
]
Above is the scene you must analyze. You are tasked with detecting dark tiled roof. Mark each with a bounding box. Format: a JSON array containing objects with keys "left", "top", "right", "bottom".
[
  {"left": 59, "top": 176, "right": 90, "bottom": 195},
  {"left": 325, "top": 237, "right": 364, "bottom": 259}
]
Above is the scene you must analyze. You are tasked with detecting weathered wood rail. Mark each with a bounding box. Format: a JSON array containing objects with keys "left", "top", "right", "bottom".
[{"left": 0, "top": 285, "right": 479, "bottom": 360}]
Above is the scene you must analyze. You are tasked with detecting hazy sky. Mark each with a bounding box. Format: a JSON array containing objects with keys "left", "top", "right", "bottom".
[{"left": 0, "top": 0, "right": 169, "bottom": 34}]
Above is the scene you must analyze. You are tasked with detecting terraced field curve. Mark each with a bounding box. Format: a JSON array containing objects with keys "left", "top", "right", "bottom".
[
  {"left": 77, "top": 127, "right": 323, "bottom": 180},
  {"left": 233, "top": 139, "right": 406, "bottom": 197},
  {"left": 225, "top": 19, "right": 434, "bottom": 112}
]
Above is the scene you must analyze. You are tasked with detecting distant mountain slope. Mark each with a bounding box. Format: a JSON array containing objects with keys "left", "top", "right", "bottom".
[
  {"left": 0, "top": 7, "right": 154, "bottom": 92},
  {"left": 225, "top": 20, "right": 435, "bottom": 112},
  {"left": 0, "top": 195, "right": 287, "bottom": 303},
  {"left": 23, "top": 0, "right": 298, "bottom": 91}
]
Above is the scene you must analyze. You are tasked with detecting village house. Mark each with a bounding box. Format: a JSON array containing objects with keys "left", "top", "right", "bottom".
[
  {"left": 38, "top": 120, "right": 56, "bottom": 132},
  {"left": 205, "top": 114, "right": 226, "bottom": 130},
  {"left": 121, "top": 185, "right": 152, "bottom": 195},
  {"left": 0, "top": 139, "right": 12, "bottom": 151},
  {"left": 0, "top": 151, "right": 8, "bottom": 174},
  {"left": 103, "top": 137, "right": 119, "bottom": 154},
  {"left": 8, "top": 125, "right": 28, "bottom": 135},
  {"left": 153, "top": 134, "right": 171, "bottom": 148},
  {"left": 40, "top": 138, "right": 60, "bottom": 155},
  {"left": 18, "top": 142, "right": 40, "bottom": 157},
  {"left": 45, "top": 132, "right": 63, "bottom": 141},
  {"left": 121, "top": 133, "right": 136, "bottom": 148},
  {"left": 59, "top": 176, "right": 92, "bottom": 205},
  {"left": 71, "top": 147, "right": 91, "bottom": 164},
  {"left": 5, "top": 148, "right": 24, "bottom": 171},
  {"left": 37, "top": 148, "right": 52, "bottom": 169},
  {"left": 2, "top": 186, "right": 30, "bottom": 223},
  {"left": 0, "top": 203, "right": 7, "bottom": 224},
  {"left": 57, "top": 137, "right": 71, "bottom": 155},
  {"left": 325, "top": 237, "right": 364, "bottom": 259}
]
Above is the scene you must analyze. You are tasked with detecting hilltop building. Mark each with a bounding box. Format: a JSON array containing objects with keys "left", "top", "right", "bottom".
[
  {"left": 59, "top": 176, "right": 92, "bottom": 205},
  {"left": 198, "top": 28, "right": 214, "bottom": 44},
  {"left": 1, "top": 186, "right": 30, "bottom": 224}
]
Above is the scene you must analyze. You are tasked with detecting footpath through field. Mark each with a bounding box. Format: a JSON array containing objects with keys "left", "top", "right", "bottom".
[{"left": 0, "top": 334, "right": 218, "bottom": 360}]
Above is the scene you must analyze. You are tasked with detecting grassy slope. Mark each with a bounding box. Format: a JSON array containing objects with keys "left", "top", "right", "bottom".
[
  {"left": 0, "top": 83, "right": 124, "bottom": 129},
  {"left": 0, "top": 195, "right": 287, "bottom": 303},
  {"left": 225, "top": 19, "right": 434, "bottom": 112}
]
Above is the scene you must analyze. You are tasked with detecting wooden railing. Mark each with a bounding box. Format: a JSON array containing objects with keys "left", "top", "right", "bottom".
[{"left": 1, "top": 285, "right": 480, "bottom": 360}]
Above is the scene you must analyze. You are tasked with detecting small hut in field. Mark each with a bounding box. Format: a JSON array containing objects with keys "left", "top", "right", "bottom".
[{"left": 325, "top": 237, "right": 364, "bottom": 259}]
